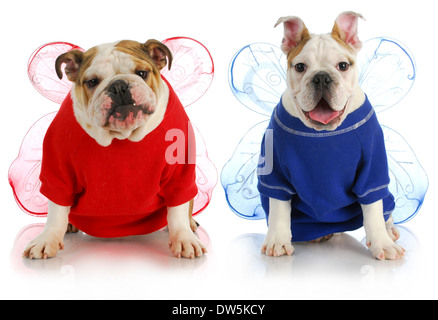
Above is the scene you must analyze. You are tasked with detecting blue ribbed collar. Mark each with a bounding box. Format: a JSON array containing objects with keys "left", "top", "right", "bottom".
[{"left": 274, "top": 95, "right": 375, "bottom": 137}]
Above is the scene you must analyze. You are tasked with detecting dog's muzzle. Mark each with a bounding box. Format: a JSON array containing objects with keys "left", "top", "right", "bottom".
[
  {"left": 306, "top": 72, "right": 345, "bottom": 125},
  {"left": 104, "top": 79, "right": 155, "bottom": 129}
]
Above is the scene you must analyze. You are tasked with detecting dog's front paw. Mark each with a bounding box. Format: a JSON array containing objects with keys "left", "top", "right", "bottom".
[
  {"left": 169, "top": 229, "right": 207, "bottom": 259},
  {"left": 261, "top": 229, "right": 294, "bottom": 257},
  {"left": 23, "top": 232, "right": 64, "bottom": 259},
  {"left": 366, "top": 234, "right": 405, "bottom": 260}
]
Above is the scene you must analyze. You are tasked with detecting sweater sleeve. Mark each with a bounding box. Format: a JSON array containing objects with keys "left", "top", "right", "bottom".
[
  {"left": 353, "top": 115, "right": 390, "bottom": 205},
  {"left": 39, "top": 116, "right": 79, "bottom": 207},
  {"left": 257, "top": 129, "right": 295, "bottom": 201},
  {"left": 158, "top": 120, "right": 198, "bottom": 207}
]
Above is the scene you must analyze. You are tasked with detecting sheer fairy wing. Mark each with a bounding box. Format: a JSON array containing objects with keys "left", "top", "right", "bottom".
[
  {"left": 222, "top": 43, "right": 287, "bottom": 219},
  {"left": 192, "top": 125, "right": 218, "bottom": 215},
  {"left": 10, "top": 42, "right": 83, "bottom": 215},
  {"left": 383, "top": 126, "right": 428, "bottom": 224},
  {"left": 359, "top": 38, "right": 428, "bottom": 222},
  {"left": 221, "top": 121, "right": 269, "bottom": 219},
  {"left": 161, "top": 37, "right": 214, "bottom": 108},
  {"left": 229, "top": 43, "right": 287, "bottom": 116},
  {"left": 9, "top": 113, "right": 57, "bottom": 216},
  {"left": 358, "top": 37, "right": 415, "bottom": 113},
  {"left": 28, "top": 42, "right": 84, "bottom": 104},
  {"left": 161, "top": 37, "right": 217, "bottom": 213}
]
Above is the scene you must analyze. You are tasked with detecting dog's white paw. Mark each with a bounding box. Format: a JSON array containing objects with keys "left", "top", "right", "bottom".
[
  {"left": 366, "top": 234, "right": 405, "bottom": 260},
  {"left": 23, "top": 232, "right": 64, "bottom": 259},
  {"left": 261, "top": 228, "right": 294, "bottom": 257},
  {"left": 169, "top": 229, "right": 207, "bottom": 259}
]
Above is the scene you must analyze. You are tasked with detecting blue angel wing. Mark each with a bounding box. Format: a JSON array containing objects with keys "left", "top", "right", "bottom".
[
  {"left": 358, "top": 37, "right": 416, "bottom": 113},
  {"left": 359, "top": 38, "right": 427, "bottom": 223},
  {"left": 221, "top": 121, "right": 269, "bottom": 219},
  {"left": 229, "top": 43, "right": 287, "bottom": 116},
  {"left": 222, "top": 42, "right": 287, "bottom": 219},
  {"left": 383, "top": 126, "right": 428, "bottom": 224}
]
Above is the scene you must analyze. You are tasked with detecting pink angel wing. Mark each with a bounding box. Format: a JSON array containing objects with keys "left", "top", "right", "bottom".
[
  {"left": 161, "top": 37, "right": 214, "bottom": 107},
  {"left": 9, "top": 42, "right": 83, "bottom": 215},
  {"left": 192, "top": 125, "right": 218, "bottom": 215},
  {"left": 28, "top": 42, "right": 84, "bottom": 103},
  {"left": 9, "top": 113, "right": 56, "bottom": 216},
  {"left": 161, "top": 37, "right": 217, "bottom": 214}
]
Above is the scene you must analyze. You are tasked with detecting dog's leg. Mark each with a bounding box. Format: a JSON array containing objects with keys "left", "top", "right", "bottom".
[
  {"left": 167, "top": 200, "right": 207, "bottom": 259},
  {"left": 188, "top": 198, "right": 199, "bottom": 232},
  {"left": 261, "top": 198, "right": 295, "bottom": 256},
  {"left": 67, "top": 223, "right": 79, "bottom": 233},
  {"left": 309, "top": 234, "right": 334, "bottom": 243},
  {"left": 362, "top": 200, "right": 405, "bottom": 260},
  {"left": 23, "top": 201, "right": 70, "bottom": 259}
]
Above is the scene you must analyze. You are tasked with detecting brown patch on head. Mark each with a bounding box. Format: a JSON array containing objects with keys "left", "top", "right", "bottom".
[
  {"left": 115, "top": 39, "right": 172, "bottom": 72},
  {"left": 54, "top": 46, "right": 99, "bottom": 109},
  {"left": 114, "top": 40, "right": 157, "bottom": 88},
  {"left": 74, "top": 46, "right": 99, "bottom": 84},
  {"left": 74, "top": 47, "right": 99, "bottom": 108},
  {"left": 114, "top": 40, "right": 169, "bottom": 95},
  {"left": 286, "top": 27, "right": 311, "bottom": 65},
  {"left": 115, "top": 40, "right": 154, "bottom": 68}
]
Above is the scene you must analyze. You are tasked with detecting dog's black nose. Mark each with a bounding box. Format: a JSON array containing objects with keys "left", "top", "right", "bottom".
[
  {"left": 312, "top": 72, "right": 332, "bottom": 88},
  {"left": 107, "top": 79, "right": 135, "bottom": 107},
  {"left": 108, "top": 79, "right": 129, "bottom": 96}
]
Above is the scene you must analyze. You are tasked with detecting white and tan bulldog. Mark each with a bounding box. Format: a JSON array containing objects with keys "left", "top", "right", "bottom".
[
  {"left": 23, "top": 39, "right": 207, "bottom": 259},
  {"left": 259, "top": 12, "right": 405, "bottom": 260}
]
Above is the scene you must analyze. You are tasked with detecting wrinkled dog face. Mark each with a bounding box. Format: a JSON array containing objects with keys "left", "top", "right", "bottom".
[
  {"left": 55, "top": 40, "right": 172, "bottom": 137},
  {"left": 277, "top": 12, "right": 364, "bottom": 131}
]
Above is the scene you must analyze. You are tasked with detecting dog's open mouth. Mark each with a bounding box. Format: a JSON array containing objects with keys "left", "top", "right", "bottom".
[{"left": 304, "top": 99, "right": 345, "bottom": 125}]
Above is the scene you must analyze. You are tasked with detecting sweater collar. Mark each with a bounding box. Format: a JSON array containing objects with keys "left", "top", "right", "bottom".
[{"left": 274, "top": 95, "right": 375, "bottom": 137}]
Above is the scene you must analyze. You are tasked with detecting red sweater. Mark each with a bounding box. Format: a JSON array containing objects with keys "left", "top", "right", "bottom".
[{"left": 39, "top": 77, "right": 198, "bottom": 237}]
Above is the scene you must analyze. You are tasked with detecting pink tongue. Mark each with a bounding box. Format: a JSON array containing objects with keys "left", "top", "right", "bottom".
[{"left": 308, "top": 99, "right": 341, "bottom": 124}]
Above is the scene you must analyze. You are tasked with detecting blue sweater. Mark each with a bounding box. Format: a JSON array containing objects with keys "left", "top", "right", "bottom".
[{"left": 257, "top": 96, "right": 395, "bottom": 241}]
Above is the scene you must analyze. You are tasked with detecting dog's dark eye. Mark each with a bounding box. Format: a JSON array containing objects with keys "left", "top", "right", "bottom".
[
  {"left": 294, "top": 63, "right": 307, "bottom": 73},
  {"left": 135, "top": 70, "right": 149, "bottom": 79},
  {"left": 85, "top": 78, "right": 100, "bottom": 89},
  {"left": 337, "top": 62, "right": 350, "bottom": 71}
]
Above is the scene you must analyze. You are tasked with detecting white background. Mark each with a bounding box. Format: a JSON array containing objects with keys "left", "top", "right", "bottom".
[{"left": 1, "top": 0, "right": 437, "bottom": 299}]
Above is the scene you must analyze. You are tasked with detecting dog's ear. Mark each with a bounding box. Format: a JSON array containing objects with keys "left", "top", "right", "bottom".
[
  {"left": 55, "top": 50, "right": 84, "bottom": 82},
  {"left": 275, "top": 16, "right": 310, "bottom": 55},
  {"left": 332, "top": 11, "right": 364, "bottom": 52},
  {"left": 143, "top": 40, "right": 173, "bottom": 71}
]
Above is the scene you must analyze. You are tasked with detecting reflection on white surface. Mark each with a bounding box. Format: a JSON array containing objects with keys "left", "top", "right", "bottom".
[
  {"left": 9, "top": 221, "right": 426, "bottom": 299},
  {"left": 225, "top": 226, "right": 421, "bottom": 285},
  {"left": 11, "top": 224, "right": 212, "bottom": 281}
]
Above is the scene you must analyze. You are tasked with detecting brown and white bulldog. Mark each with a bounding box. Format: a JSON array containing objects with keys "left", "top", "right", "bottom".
[
  {"left": 23, "top": 39, "right": 207, "bottom": 259},
  {"left": 260, "top": 12, "right": 405, "bottom": 260}
]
